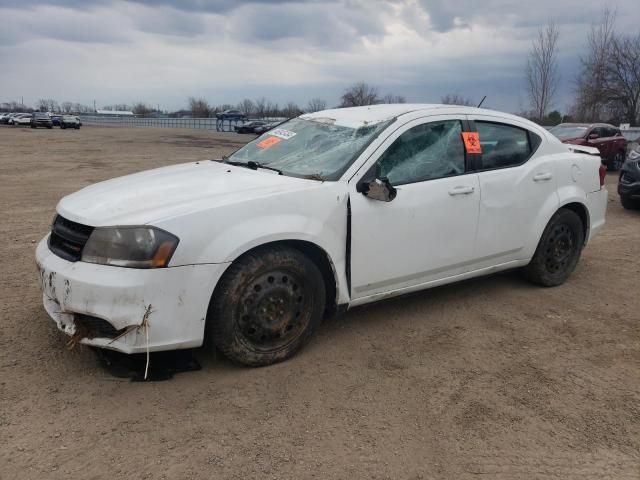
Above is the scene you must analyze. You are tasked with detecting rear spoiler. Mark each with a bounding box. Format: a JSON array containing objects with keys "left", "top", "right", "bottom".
[{"left": 567, "top": 145, "right": 601, "bottom": 157}]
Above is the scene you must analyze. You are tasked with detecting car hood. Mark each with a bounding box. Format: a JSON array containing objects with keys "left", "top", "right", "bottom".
[{"left": 57, "top": 161, "right": 322, "bottom": 226}]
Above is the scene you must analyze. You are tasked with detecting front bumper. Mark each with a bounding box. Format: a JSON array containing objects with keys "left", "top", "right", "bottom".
[
  {"left": 35, "top": 236, "right": 229, "bottom": 353},
  {"left": 618, "top": 168, "right": 640, "bottom": 199}
]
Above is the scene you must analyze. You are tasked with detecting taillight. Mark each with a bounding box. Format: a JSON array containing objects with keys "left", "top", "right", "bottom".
[{"left": 599, "top": 164, "right": 606, "bottom": 189}]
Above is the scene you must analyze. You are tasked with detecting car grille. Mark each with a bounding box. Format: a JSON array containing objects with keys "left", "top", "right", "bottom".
[
  {"left": 620, "top": 172, "right": 636, "bottom": 185},
  {"left": 74, "top": 314, "right": 122, "bottom": 339},
  {"left": 48, "top": 215, "right": 94, "bottom": 262}
]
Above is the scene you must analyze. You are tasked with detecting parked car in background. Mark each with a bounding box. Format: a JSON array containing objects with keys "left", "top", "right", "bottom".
[
  {"left": 60, "top": 115, "right": 81, "bottom": 129},
  {"left": 619, "top": 145, "right": 640, "bottom": 209},
  {"left": 216, "top": 109, "right": 247, "bottom": 120},
  {"left": 550, "top": 123, "right": 627, "bottom": 171},
  {"left": 31, "top": 112, "right": 53, "bottom": 129},
  {"left": 0, "top": 113, "right": 11, "bottom": 124},
  {"left": 36, "top": 105, "right": 607, "bottom": 367},
  {"left": 234, "top": 121, "right": 268, "bottom": 134},
  {"left": 12, "top": 114, "right": 32, "bottom": 126},
  {"left": 253, "top": 122, "right": 279, "bottom": 134}
]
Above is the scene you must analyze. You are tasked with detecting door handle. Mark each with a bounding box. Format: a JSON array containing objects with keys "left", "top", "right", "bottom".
[
  {"left": 448, "top": 185, "right": 475, "bottom": 196},
  {"left": 533, "top": 172, "right": 552, "bottom": 182}
]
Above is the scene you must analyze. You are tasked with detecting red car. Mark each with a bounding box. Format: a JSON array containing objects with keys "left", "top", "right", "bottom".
[{"left": 550, "top": 123, "right": 627, "bottom": 171}]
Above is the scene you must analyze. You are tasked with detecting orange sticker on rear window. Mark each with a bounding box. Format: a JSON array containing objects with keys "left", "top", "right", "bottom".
[
  {"left": 462, "top": 132, "right": 482, "bottom": 154},
  {"left": 257, "top": 136, "right": 281, "bottom": 149}
]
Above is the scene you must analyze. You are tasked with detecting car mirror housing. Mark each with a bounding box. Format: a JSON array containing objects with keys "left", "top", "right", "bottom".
[{"left": 358, "top": 177, "right": 397, "bottom": 202}]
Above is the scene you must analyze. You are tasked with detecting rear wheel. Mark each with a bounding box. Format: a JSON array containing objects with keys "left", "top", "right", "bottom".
[
  {"left": 524, "top": 209, "right": 584, "bottom": 287},
  {"left": 620, "top": 196, "right": 640, "bottom": 210},
  {"left": 209, "top": 245, "right": 325, "bottom": 367}
]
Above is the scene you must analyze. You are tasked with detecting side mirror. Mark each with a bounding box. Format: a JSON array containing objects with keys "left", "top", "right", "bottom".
[
  {"left": 588, "top": 133, "right": 599, "bottom": 140},
  {"left": 358, "top": 177, "right": 397, "bottom": 202}
]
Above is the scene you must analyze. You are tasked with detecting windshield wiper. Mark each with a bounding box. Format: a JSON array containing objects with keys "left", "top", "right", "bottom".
[
  {"left": 222, "top": 156, "right": 283, "bottom": 175},
  {"left": 247, "top": 161, "right": 283, "bottom": 175}
]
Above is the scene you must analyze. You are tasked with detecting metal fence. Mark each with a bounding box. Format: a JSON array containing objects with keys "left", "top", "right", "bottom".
[{"left": 79, "top": 115, "right": 286, "bottom": 132}]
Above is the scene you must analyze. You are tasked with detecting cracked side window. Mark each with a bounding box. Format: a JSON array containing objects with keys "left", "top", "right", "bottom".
[{"left": 377, "top": 120, "right": 464, "bottom": 186}]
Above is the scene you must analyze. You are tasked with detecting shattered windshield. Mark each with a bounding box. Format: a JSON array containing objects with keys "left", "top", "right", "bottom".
[{"left": 228, "top": 117, "right": 393, "bottom": 180}]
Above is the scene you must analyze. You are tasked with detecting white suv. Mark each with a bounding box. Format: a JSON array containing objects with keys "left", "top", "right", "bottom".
[{"left": 36, "top": 105, "right": 607, "bottom": 366}]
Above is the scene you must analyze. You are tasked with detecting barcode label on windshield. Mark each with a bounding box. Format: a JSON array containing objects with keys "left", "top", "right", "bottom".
[{"left": 270, "top": 129, "right": 297, "bottom": 140}]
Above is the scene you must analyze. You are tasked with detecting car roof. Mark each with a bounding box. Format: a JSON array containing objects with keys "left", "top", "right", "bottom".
[{"left": 301, "top": 104, "right": 534, "bottom": 128}]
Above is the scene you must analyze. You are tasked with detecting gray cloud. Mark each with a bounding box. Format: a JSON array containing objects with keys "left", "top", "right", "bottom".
[{"left": 0, "top": 0, "right": 638, "bottom": 113}]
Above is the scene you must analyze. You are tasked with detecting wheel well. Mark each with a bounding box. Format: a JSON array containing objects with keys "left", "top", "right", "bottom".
[
  {"left": 560, "top": 202, "right": 589, "bottom": 243},
  {"left": 234, "top": 240, "right": 338, "bottom": 318}
]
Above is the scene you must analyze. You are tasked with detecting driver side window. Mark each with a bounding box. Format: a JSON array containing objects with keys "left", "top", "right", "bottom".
[{"left": 377, "top": 120, "right": 465, "bottom": 186}]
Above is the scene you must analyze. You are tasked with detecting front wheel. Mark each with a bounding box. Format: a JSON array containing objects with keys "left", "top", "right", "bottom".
[
  {"left": 524, "top": 209, "right": 584, "bottom": 287},
  {"left": 209, "top": 245, "right": 325, "bottom": 367}
]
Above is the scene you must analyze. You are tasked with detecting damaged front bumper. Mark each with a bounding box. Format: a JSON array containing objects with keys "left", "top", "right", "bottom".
[{"left": 35, "top": 236, "right": 228, "bottom": 354}]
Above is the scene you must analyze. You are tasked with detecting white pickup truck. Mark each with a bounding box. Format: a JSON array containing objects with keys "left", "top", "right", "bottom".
[{"left": 36, "top": 105, "right": 607, "bottom": 366}]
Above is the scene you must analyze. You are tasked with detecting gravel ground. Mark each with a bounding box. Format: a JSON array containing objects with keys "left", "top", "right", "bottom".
[{"left": 1, "top": 125, "right": 638, "bottom": 479}]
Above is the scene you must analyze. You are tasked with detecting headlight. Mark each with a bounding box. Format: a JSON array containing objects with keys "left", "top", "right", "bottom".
[{"left": 81, "top": 226, "right": 179, "bottom": 268}]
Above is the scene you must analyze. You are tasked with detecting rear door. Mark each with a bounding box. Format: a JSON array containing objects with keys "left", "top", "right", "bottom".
[{"left": 466, "top": 116, "right": 558, "bottom": 268}]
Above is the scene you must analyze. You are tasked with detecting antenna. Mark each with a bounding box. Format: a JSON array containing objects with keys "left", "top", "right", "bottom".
[{"left": 477, "top": 96, "right": 486, "bottom": 108}]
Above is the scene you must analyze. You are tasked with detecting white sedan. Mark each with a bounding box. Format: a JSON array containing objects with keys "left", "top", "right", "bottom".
[{"left": 36, "top": 105, "right": 607, "bottom": 366}]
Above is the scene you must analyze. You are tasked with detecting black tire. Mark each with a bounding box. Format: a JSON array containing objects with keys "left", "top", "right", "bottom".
[
  {"left": 30, "top": 124, "right": 36, "bottom": 129},
  {"left": 208, "top": 245, "right": 325, "bottom": 367},
  {"left": 620, "top": 196, "right": 640, "bottom": 210},
  {"left": 47, "top": 125, "right": 52, "bottom": 129},
  {"left": 75, "top": 125, "right": 80, "bottom": 130},
  {"left": 524, "top": 209, "right": 585, "bottom": 287},
  {"left": 61, "top": 124, "right": 66, "bottom": 129}
]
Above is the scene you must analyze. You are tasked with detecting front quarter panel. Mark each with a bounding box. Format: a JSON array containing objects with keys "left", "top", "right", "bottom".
[{"left": 154, "top": 181, "right": 351, "bottom": 304}]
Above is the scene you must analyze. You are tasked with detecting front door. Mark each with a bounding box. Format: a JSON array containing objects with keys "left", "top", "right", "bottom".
[{"left": 349, "top": 116, "right": 480, "bottom": 300}]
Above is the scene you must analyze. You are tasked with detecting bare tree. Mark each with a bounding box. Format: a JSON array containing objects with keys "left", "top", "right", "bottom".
[
  {"left": 573, "top": 8, "right": 616, "bottom": 122},
  {"left": 306, "top": 98, "right": 327, "bottom": 113},
  {"left": 381, "top": 93, "right": 407, "bottom": 104},
  {"left": 188, "top": 97, "right": 211, "bottom": 118},
  {"left": 441, "top": 93, "right": 473, "bottom": 106},
  {"left": 237, "top": 98, "right": 255, "bottom": 117},
  {"left": 254, "top": 97, "right": 267, "bottom": 118},
  {"left": 603, "top": 33, "right": 640, "bottom": 124},
  {"left": 36, "top": 99, "right": 49, "bottom": 111},
  {"left": 526, "top": 21, "right": 560, "bottom": 122},
  {"left": 340, "top": 82, "right": 379, "bottom": 107},
  {"left": 61, "top": 101, "right": 73, "bottom": 113},
  {"left": 282, "top": 102, "right": 302, "bottom": 118}
]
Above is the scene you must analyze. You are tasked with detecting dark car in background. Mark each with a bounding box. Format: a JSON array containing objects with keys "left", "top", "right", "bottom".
[
  {"left": 234, "top": 121, "right": 268, "bottom": 134},
  {"left": 51, "top": 114, "right": 62, "bottom": 126},
  {"left": 215, "top": 109, "right": 247, "bottom": 120},
  {"left": 60, "top": 115, "right": 81, "bottom": 129},
  {"left": 619, "top": 145, "right": 640, "bottom": 210},
  {"left": 550, "top": 123, "right": 627, "bottom": 171},
  {"left": 31, "top": 112, "right": 53, "bottom": 129}
]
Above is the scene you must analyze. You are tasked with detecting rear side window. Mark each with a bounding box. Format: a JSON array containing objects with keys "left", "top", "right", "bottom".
[{"left": 476, "top": 121, "right": 538, "bottom": 170}]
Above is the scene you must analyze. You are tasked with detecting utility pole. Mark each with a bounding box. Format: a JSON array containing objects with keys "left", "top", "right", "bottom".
[{"left": 93, "top": 99, "right": 96, "bottom": 112}]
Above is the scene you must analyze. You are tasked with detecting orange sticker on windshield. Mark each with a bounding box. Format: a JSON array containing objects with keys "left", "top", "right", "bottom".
[
  {"left": 257, "top": 136, "right": 281, "bottom": 149},
  {"left": 462, "top": 132, "right": 482, "bottom": 154}
]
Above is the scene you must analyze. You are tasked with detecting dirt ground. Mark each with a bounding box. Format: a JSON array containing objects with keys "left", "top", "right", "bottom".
[{"left": 1, "top": 125, "right": 638, "bottom": 479}]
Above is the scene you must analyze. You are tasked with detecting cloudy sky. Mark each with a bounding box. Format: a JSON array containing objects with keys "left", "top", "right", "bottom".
[{"left": 0, "top": 0, "right": 637, "bottom": 112}]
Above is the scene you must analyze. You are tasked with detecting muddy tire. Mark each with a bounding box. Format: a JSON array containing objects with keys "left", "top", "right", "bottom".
[
  {"left": 208, "top": 245, "right": 325, "bottom": 367},
  {"left": 524, "top": 209, "right": 584, "bottom": 287},
  {"left": 620, "top": 196, "right": 640, "bottom": 210}
]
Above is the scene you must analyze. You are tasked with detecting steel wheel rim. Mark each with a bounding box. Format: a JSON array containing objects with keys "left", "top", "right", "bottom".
[
  {"left": 234, "top": 269, "right": 310, "bottom": 353},
  {"left": 544, "top": 223, "right": 576, "bottom": 274}
]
